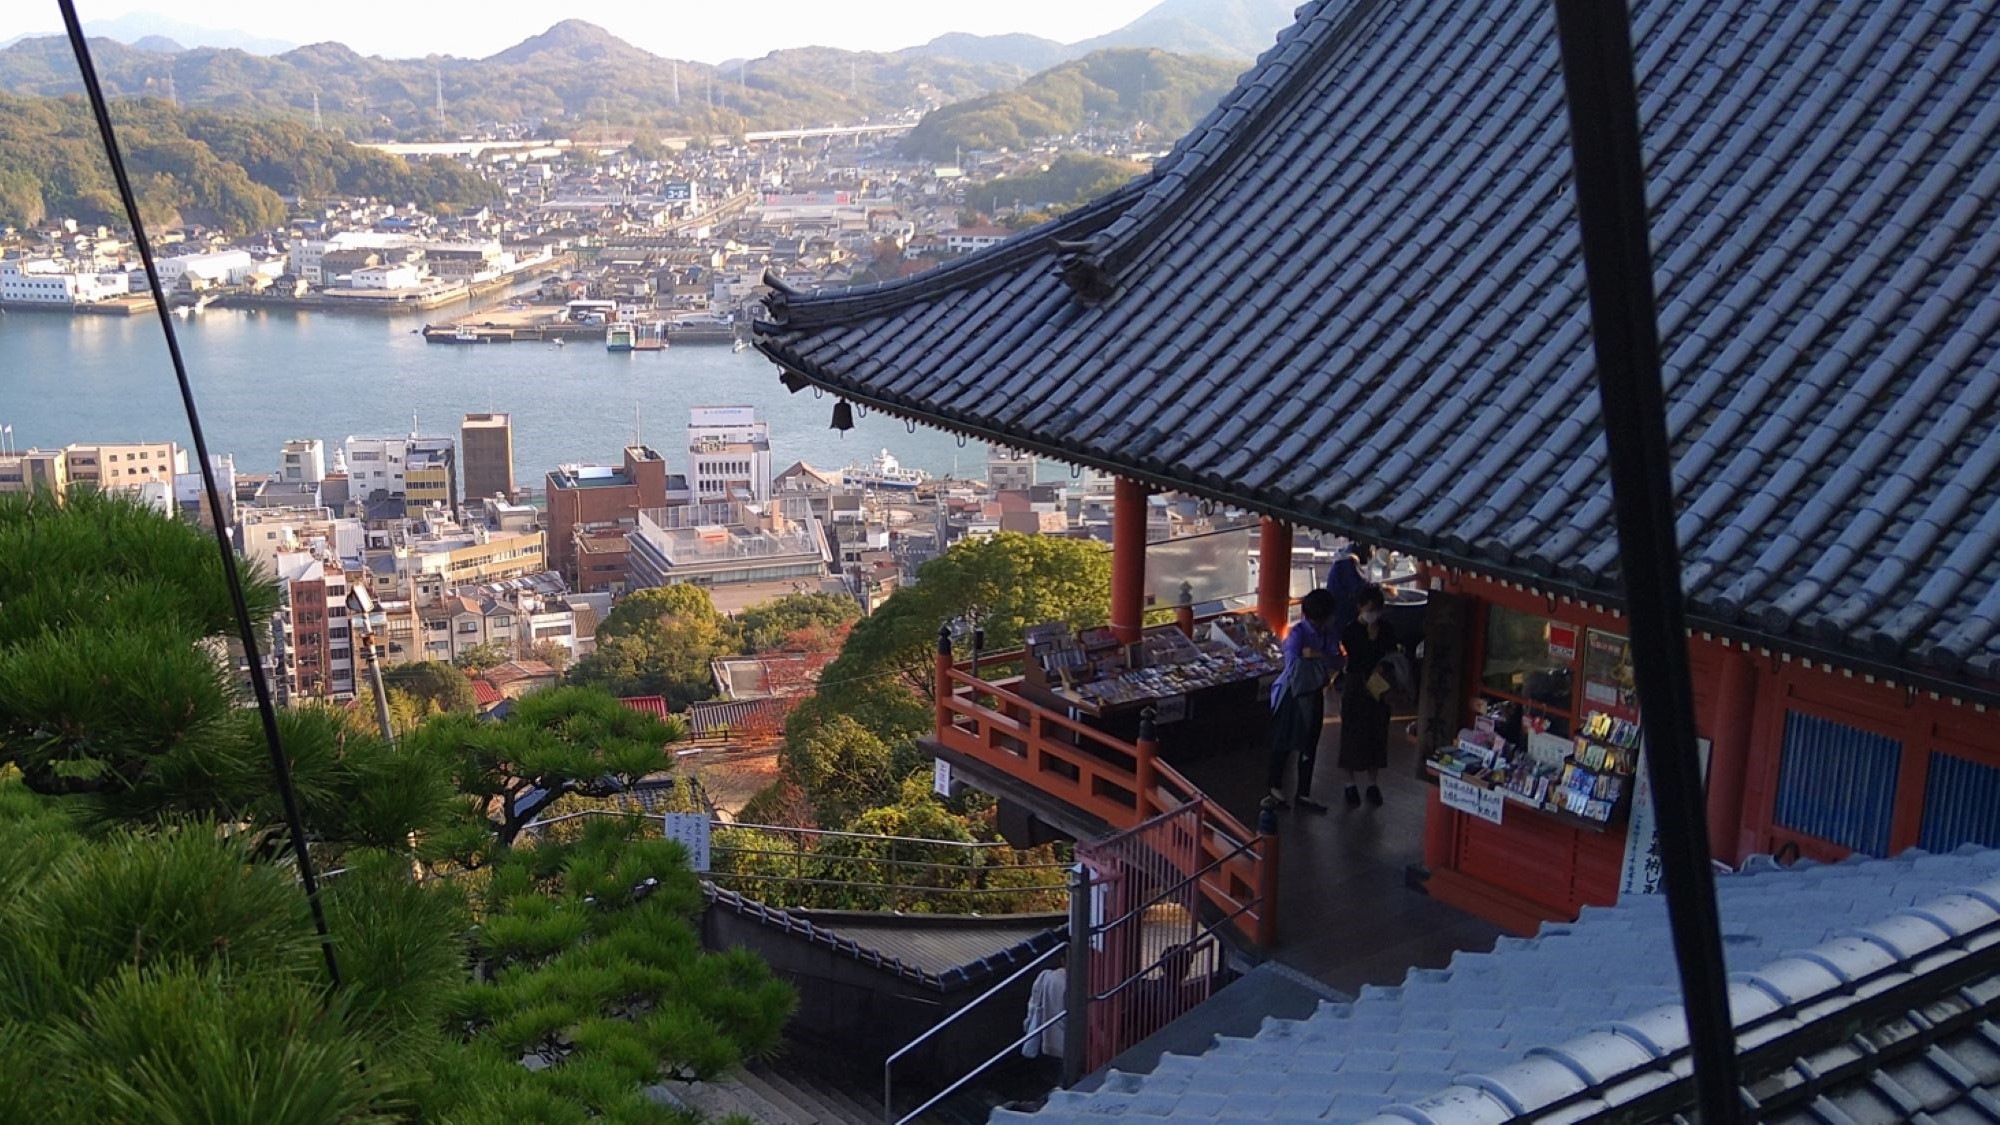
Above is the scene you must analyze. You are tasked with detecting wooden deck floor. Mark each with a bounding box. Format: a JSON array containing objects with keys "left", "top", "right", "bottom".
[{"left": 1169, "top": 711, "right": 1504, "bottom": 996}]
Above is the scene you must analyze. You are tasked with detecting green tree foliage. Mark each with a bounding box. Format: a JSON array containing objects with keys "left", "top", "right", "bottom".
[
  {"left": 792, "top": 531, "right": 1112, "bottom": 752},
  {"left": 737, "top": 590, "right": 861, "bottom": 654},
  {"left": 0, "top": 491, "right": 791, "bottom": 1122},
  {"left": 382, "top": 659, "right": 478, "bottom": 714},
  {"left": 569, "top": 584, "right": 733, "bottom": 708},
  {"left": 901, "top": 48, "right": 1244, "bottom": 160},
  {"left": 453, "top": 639, "right": 516, "bottom": 675},
  {"left": 978, "top": 153, "right": 1147, "bottom": 211},
  {"left": 0, "top": 92, "right": 495, "bottom": 233},
  {"left": 408, "top": 684, "right": 685, "bottom": 849},
  {"left": 779, "top": 714, "right": 896, "bottom": 827}
]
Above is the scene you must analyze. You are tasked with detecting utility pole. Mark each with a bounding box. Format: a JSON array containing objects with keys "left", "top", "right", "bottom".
[
  {"left": 434, "top": 68, "right": 446, "bottom": 136},
  {"left": 672, "top": 60, "right": 681, "bottom": 106},
  {"left": 312, "top": 91, "right": 322, "bottom": 132}
]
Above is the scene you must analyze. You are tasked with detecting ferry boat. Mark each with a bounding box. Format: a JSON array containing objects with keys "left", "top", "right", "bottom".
[
  {"left": 605, "top": 322, "right": 636, "bottom": 352},
  {"left": 842, "top": 449, "right": 932, "bottom": 492}
]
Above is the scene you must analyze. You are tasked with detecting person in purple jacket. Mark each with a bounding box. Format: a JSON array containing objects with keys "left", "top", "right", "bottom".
[{"left": 1265, "top": 589, "right": 1338, "bottom": 813}]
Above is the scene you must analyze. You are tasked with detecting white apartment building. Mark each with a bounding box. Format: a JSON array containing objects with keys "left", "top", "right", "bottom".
[
  {"left": 279, "top": 439, "right": 327, "bottom": 484},
  {"left": 350, "top": 263, "right": 424, "bottom": 290},
  {"left": 0, "top": 258, "right": 129, "bottom": 304},
  {"left": 686, "top": 406, "right": 772, "bottom": 503},
  {"left": 343, "top": 434, "right": 455, "bottom": 504},
  {"left": 152, "top": 250, "right": 254, "bottom": 289}
]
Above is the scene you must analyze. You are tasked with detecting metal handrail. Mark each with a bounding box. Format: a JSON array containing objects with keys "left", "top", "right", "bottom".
[{"left": 883, "top": 939, "right": 1067, "bottom": 1125}]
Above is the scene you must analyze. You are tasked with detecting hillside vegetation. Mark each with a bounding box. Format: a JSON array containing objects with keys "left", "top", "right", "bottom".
[
  {"left": 901, "top": 49, "right": 1242, "bottom": 160},
  {"left": 0, "top": 21, "right": 1032, "bottom": 141},
  {"left": 0, "top": 93, "right": 496, "bottom": 234}
]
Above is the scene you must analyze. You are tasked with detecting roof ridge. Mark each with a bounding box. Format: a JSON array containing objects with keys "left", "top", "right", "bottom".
[
  {"left": 1367, "top": 874, "right": 2000, "bottom": 1124},
  {"left": 761, "top": 177, "right": 1147, "bottom": 331},
  {"left": 1060, "top": 0, "right": 1394, "bottom": 299}
]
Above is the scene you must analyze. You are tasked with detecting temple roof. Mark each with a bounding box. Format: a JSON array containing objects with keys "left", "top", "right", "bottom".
[{"left": 756, "top": 0, "right": 2000, "bottom": 697}]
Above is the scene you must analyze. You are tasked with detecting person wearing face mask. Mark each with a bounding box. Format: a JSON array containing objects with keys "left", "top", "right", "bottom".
[{"left": 1337, "top": 585, "right": 1396, "bottom": 807}]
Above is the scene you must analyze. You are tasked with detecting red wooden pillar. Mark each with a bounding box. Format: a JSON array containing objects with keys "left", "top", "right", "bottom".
[
  {"left": 1110, "top": 476, "right": 1149, "bottom": 643},
  {"left": 1424, "top": 786, "right": 1454, "bottom": 873},
  {"left": 1257, "top": 517, "right": 1294, "bottom": 637},
  {"left": 1705, "top": 645, "right": 1759, "bottom": 864}
]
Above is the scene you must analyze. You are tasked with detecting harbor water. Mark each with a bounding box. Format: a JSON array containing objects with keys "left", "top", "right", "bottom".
[{"left": 0, "top": 300, "right": 1004, "bottom": 485}]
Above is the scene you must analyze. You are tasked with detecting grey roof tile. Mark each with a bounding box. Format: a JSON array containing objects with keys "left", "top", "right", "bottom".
[
  {"left": 1001, "top": 848, "right": 2000, "bottom": 1121},
  {"left": 757, "top": 0, "right": 2000, "bottom": 697}
]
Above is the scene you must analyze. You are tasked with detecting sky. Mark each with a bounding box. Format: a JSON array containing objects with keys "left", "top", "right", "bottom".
[{"left": 3, "top": 2, "right": 1167, "bottom": 62}]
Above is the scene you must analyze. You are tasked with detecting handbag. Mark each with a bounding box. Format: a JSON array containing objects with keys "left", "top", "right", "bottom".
[{"left": 1365, "top": 669, "right": 1391, "bottom": 700}]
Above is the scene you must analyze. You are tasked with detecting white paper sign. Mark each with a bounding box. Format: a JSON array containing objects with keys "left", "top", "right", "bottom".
[
  {"left": 1440, "top": 773, "right": 1505, "bottom": 825},
  {"left": 933, "top": 757, "right": 957, "bottom": 797},
  {"left": 663, "top": 812, "right": 711, "bottom": 873},
  {"left": 1619, "top": 738, "right": 1711, "bottom": 898}
]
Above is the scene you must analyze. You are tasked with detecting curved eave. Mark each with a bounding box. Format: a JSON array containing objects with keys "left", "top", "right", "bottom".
[{"left": 751, "top": 334, "right": 2000, "bottom": 711}]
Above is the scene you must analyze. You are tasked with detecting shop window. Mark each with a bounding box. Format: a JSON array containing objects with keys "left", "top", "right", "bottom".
[
  {"left": 1919, "top": 752, "right": 2000, "bottom": 851},
  {"left": 1773, "top": 711, "right": 1899, "bottom": 856},
  {"left": 1480, "top": 605, "right": 1573, "bottom": 713}
]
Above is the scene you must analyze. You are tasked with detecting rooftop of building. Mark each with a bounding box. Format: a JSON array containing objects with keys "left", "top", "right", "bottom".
[
  {"left": 755, "top": 0, "right": 2000, "bottom": 701},
  {"left": 1005, "top": 847, "right": 2000, "bottom": 1124}
]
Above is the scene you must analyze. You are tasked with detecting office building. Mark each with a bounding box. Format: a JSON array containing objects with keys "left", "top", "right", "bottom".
[
  {"left": 687, "top": 406, "right": 771, "bottom": 502},
  {"left": 544, "top": 446, "right": 669, "bottom": 585},
  {"left": 461, "top": 413, "right": 516, "bottom": 503},
  {"left": 988, "top": 444, "right": 1037, "bottom": 491},
  {"left": 343, "top": 433, "right": 457, "bottom": 512}
]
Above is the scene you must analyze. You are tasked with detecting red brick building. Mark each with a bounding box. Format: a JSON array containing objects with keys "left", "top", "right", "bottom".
[{"left": 543, "top": 447, "right": 666, "bottom": 588}]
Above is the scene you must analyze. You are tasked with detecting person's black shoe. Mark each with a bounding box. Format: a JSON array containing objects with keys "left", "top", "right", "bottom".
[
  {"left": 1261, "top": 794, "right": 1290, "bottom": 812},
  {"left": 1366, "top": 785, "right": 1384, "bottom": 807},
  {"left": 1296, "top": 796, "right": 1329, "bottom": 814},
  {"left": 1344, "top": 786, "right": 1362, "bottom": 808}
]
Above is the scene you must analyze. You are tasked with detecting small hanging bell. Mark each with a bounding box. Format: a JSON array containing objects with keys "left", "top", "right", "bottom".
[{"left": 830, "top": 399, "right": 855, "bottom": 433}]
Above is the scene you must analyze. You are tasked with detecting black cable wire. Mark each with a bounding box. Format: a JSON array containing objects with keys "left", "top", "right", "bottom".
[{"left": 55, "top": 0, "right": 342, "bottom": 991}]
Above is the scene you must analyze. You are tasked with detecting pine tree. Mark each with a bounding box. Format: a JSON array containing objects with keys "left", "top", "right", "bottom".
[{"left": 0, "top": 490, "right": 791, "bottom": 1122}]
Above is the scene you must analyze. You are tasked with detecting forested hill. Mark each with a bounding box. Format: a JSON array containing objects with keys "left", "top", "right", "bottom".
[
  {"left": 0, "top": 94, "right": 496, "bottom": 235},
  {"left": 0, "top": 21, "right": 1030, "bottom": 140},
  {"left": 900, "top": 49, "right": 1244, "bottom": 161}
]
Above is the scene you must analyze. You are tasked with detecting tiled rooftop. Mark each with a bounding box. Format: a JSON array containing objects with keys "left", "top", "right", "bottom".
[
  {"left": 757, "top": 0, "right": 2000, "bottom": 693},
  {"left": 1000, "top": 848, "right": 2000, "bottom": 1123}
]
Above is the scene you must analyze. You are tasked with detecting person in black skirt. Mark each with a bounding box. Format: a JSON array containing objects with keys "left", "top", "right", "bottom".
[{"left": 1338, "top": 585, "right": 1396, "bottom": 807}]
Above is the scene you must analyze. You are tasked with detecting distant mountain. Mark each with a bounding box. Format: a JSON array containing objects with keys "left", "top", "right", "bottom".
[
  {"left": 0, "top": 21, "right": 1030, "bottom": 141},
  {"left": 85, "top": 12, "right": 294, "bottom": 55},
  {"left": 1072, "top": 0, "right": 1297, "bottom": 59},
  {"left": 130, "top": 36, "right": 186, "bottom": 54},
  {"left": 900, "top": 32, "right": 1075, "bottom": 72},
  {"left": 485, "top": 19, "right": 655, "bottom": 67},
  {"left": 0, "top": 92, "right": 495, "bottom": 235},
  {"left": 901, "top": 49, "right": 1244, "bottom": 161}
]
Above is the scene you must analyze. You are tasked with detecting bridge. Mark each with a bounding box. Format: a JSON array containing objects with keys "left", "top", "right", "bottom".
[{"left": 742, "top": 123, "right": 916, "bottom": 143}]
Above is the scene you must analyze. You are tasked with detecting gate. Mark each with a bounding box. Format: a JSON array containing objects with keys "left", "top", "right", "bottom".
[{"left": 1076, "top": 802, "right": 1234, "bottom": 1073}]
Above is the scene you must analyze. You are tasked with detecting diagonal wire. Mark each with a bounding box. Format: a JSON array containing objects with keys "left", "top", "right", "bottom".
[{"left": 55, "top": 0, "right": 342, "bottom": 991}]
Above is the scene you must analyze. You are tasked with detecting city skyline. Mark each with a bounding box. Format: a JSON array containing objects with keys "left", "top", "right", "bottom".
[{"left": 1, "top": 1, "right": 1165, "bottom": 65}]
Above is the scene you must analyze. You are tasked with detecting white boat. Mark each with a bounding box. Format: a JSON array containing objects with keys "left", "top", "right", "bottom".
[
  {"left": 605, "top": 323, "right": 636, "bottom": 352},
  {"left": 842, "top": 449, "right": 932, "bottom": 492}
]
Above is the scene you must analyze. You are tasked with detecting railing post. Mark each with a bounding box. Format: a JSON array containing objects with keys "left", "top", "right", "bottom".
[
  {"left": 1134, "top": 708, "right": 1159, "bottom": 818},
  {"left": 1063, "top": 862, "right": 1091, "bottom": 1087},
  {"left": 1255, "top": 803, "right": 1280, "bottom": 948},
  {"left": 935, "top": 624, "right": 953, "bottom": 737}
]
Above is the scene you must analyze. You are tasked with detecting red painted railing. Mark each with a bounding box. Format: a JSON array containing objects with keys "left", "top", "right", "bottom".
[{"left": 933, "top": 645, "right": 1277, "bottom": 947}]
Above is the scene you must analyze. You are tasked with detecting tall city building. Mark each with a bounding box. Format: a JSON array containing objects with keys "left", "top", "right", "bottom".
[
  {"left": 279, "top": 438, "right": 327, "bottom": 484},
  {"left": 461, "top": 413, "right": 516, "bottom": 503},
  {"left": 687, "top": 405, "right": 771, "bottom": 502},
  {"left": 0, "top": 448, "right": 70, "bottom": 496}
]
